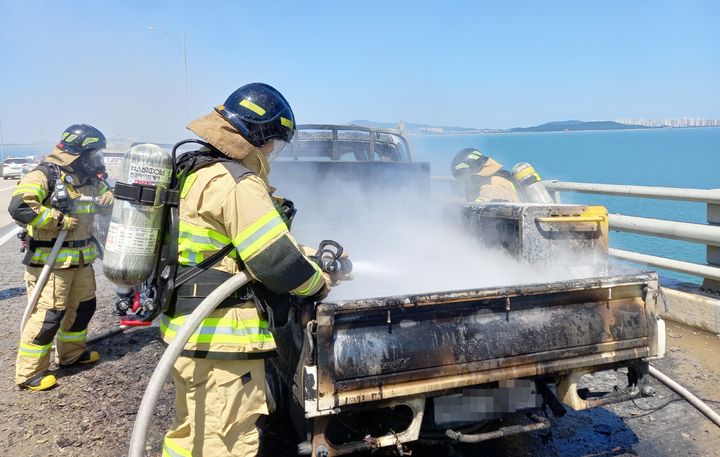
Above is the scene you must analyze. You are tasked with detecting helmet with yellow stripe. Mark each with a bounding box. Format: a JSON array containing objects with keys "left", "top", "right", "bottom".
[
  {"left": 56, "top": 124, "right": 106, "bottom": 156},
  {"left": 450, "top": 148, "right": 490, "bottom": 178},
  {"left": 215, "top": 83, "right": 296, "bottom": 156}
]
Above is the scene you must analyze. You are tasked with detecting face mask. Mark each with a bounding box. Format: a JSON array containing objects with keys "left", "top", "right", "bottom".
[
  {"left": 266, "top": 139, "right": 288, "bottom": 162},
  {"left": 76, "top": 151, "right": 107, "bottom": 180}
]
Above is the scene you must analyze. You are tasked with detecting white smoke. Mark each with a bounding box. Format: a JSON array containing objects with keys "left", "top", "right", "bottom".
[{"left": 275, "top": 164, "right": 608, "bottom": 302}]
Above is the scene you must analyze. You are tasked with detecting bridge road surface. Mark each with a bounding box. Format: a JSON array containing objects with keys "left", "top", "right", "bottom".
[{"left": 0, "top": 177, "right": 19, "bottom": 228}]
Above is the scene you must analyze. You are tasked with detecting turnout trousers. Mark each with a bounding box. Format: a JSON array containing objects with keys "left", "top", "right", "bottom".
[
  {"left": 15, "top": 265, "right": 97, "bottom": 384},
  {"left": 163, "top": 356, "right": 268, "bottom": 457}
]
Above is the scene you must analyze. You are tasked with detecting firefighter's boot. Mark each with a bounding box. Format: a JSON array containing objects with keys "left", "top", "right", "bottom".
[
  {"left": 19, "top": 372, "right": 57, "bottom": 391},
  {"left": 59, "top": 350, "right": 100, "bottom": 368}
]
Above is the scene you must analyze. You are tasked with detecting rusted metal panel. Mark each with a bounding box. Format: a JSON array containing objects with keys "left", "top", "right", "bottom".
[
  {"left": 323, "top": 347, "right": 649, "bottom": 410},
  {"left": 328, "top": 295, "right": 647, "bottom": 380}
]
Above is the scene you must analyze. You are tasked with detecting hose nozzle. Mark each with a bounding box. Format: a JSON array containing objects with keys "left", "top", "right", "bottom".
[{"left": 313, "top": 240, "right": 353, "bottom": 282}]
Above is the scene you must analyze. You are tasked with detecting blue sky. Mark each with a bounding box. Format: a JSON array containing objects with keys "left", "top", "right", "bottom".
[{"left": 0, "top": 0, "right": 718, "bottom": 143}]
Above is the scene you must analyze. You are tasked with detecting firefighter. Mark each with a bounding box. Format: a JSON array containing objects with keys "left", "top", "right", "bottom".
[
  {"left": 10, "top": 124, "right": 113, "bottom": 391},
  {"left": 161, "top": 83, "right": 331, "bottom": 456},
  {"left": 450, "top": 147, "right": 520, "bottom": 202}
]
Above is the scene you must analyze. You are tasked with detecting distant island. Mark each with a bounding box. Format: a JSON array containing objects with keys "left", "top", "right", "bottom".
[
  {"left": 508, "top": 120, "right": 650, "bottom": 132},
  {"left": 350, "top": 119, "right": 650, "bottom": 134},
  {"left": 350, "top": 118, "right": 719, "bottom": 135}
]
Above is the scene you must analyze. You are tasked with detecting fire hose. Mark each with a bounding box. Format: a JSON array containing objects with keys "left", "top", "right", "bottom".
[
  {"left": 128, "top": 241, "right": 352, "bottom": 456},
  {"left": 128, "top": 271, "right": 251, "bottom": 457},
  {"left": 649, "top": 365, "right": 720, "bottom": 428},
  {"left": 19, "top": 196, "right": 96, "bottom": 334},
  {"left": 19, "top": 229, "right": 68, "bottom": 333}
]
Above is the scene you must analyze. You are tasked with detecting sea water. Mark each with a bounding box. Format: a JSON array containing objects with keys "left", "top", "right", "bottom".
[{"left": 411, "top": 127, "right": 720, "bottom": 284}]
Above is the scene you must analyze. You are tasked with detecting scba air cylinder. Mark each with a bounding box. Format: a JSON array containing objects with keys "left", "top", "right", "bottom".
[
  {"left": 511, "top": 162, "right": 554, "bottom": 204},
  {"left": 103, "top": 144, "right": 173, "bottom": 287}
]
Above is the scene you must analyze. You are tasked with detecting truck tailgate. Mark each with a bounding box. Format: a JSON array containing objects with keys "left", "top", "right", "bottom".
[{"left": 313, "top": 271, "right": 662, "bottom": 411}]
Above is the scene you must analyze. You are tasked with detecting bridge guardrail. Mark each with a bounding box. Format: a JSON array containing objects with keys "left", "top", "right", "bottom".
[{"left": 545, "top": 180, "right": 720, "bottom": 293}]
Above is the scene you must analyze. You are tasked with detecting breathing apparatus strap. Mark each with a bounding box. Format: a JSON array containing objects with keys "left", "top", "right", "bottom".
[
  {"left": 170, "top": 153, "right": 254, "bottom": 286},
  {"left": 174, "top": 242, "right": 236, "bottom": 286},
  {"left": 28, "top": 238, "right": 92, "bottom": 249},
  {"left": 149, "top": 141, "right": 253, "bottom": 320},
  {"left": 496, "top": 169, "right": 515, "bottom": 183},
  {"left": 114, "top": 182, "right": 180, "bottom": 207},
  {"left": 34, "top": 162, "right": 60, "bottom": 201}
]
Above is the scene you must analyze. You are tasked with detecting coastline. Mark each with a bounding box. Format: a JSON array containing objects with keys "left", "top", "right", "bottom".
[{"left": 405, "top": 125, "right": 720, "bottom": 137}]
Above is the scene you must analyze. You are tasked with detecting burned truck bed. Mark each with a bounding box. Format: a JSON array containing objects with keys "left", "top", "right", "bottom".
[
  {"left": 308, "top": 270, "right": 663, "bottom": 411},
  {"left": 269, "top": 269, "right": 664, "bottom": 456}
]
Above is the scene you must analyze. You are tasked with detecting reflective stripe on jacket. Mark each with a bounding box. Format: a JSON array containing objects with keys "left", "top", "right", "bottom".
[
  {"left": 8, "top": 155, "right": 111, "bottom": 268},
  {"left": 162, "top": 160, "right": 325, "bottom": 356}
]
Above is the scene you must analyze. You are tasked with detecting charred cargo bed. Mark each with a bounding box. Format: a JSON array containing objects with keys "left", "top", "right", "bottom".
[{"left": 305, "top": 270, "right": 663, "bottom": 413}]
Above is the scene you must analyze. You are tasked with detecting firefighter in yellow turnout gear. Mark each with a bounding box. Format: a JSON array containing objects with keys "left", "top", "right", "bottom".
[
  {"left": 450, "top": 148, "right": 520, "bottom": 203},
  {"left": 161, "top": 83, "right": 330, "bottom": 457},
  {"left": 9, "top": 124, "right": 113, "bottom": 391}
]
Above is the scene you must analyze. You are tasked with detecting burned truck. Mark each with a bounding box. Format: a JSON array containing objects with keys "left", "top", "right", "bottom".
[{"left": 266, "top": 125, "right": 665, "bottom": 456}]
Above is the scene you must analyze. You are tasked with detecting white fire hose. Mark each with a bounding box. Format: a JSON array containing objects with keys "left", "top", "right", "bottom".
[
  {"left": 20, "top": 202, "right": 98, "bottom": 334},
  {"left": 649, "top": 365, "right": 720, "bottom": 428},
  {"left": 19, "top": 228, "right": 68, "bottom": 334},
  {"left": 19, "top": 197, "right": 97, "bottom": 334},
  {"left": 128, "top": 271, "right": 251, "bottom": 457}
]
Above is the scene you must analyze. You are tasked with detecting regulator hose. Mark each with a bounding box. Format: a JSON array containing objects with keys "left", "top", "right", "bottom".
[
  {"left": 128, "top": 271, "right": 251, "bottom": 457},
  {"left": 20, "top": 229, "right": 68, "bottom": 333}
]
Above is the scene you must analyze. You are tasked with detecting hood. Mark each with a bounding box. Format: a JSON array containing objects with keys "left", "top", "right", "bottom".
[
  {"left": 46, "top": 147, "right": 80, "bottom": 169},
  {"left": 187, "top": 111, "right": 271, "bottom": 185},
  {"left": 475, "top": 157, "right": 503, "bottom": 177}
]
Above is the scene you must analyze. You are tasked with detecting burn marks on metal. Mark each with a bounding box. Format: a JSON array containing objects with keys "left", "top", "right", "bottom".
[
  {"left": 304, "top": 368, "right": 317, "bottom": 402},
  {"left": 460, "top": 202, "right": 607, "bottom": 271},
  {"left": 316, "top": 273, "right": 656, "bottom": 395}
]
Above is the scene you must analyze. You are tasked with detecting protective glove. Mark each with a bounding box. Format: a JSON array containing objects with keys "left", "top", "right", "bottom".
[
  {"left": 300, "top": 244, "right": 317, "bottom": 257},
  {"left": 98, "top": 191, "right": 114, "bottom": 206},
  {"left": 60, "top": 214, "right": 79, "bottom": 231}
]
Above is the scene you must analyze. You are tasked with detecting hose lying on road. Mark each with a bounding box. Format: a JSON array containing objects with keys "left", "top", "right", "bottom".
[
  {"left": 128, "top": 271, "right": 251, "bottom": 457},
  {"left": 86, "top": 325, "right": 131, "bottom": 344},
  {"left": 20, "top": 229, "right": 68, "bottom": 333},
  {"left": 649, "top": 364, "right": 720, "bottom": 428}
]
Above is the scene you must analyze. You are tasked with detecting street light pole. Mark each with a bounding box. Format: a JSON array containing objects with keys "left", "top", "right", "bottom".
[
  {"left": 147, "top": 26, "right": 188, "bottom": 120},
  {"left": 181, "top": 31, "right": 188, "bottom": 121},
  {"left": 0, "top": 121, "right": 6, "bottom": 165}
]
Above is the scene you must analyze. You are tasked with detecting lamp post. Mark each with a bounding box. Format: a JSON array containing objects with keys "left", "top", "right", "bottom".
[
  {"left": 0, "top": 121, "right": 5, "bottom": 165},
  {"left": 147, "top": 26, "right": 188, "bottom": 120}
]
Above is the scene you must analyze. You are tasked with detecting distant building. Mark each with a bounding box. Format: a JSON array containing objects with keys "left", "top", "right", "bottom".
[{"left": 616, "top": 118, "right": 720, "bottom": 128}]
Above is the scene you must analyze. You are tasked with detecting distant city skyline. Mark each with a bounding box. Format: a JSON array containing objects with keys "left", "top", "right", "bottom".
[
  {"left": 0, "top": 1, "right": 718, "bottom": 143},
  {"left": 616, "top": 118, "right": 720, "bottom": 128},
  {"left": 2, "top": 116, "right": 719, "bottom": 146}
]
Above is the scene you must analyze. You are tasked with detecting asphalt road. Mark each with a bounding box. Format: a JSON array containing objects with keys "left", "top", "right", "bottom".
[{"left": 0, "top": 177, "right": 19, "bottom": 227}]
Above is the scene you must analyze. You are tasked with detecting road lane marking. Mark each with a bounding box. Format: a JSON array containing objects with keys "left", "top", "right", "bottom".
[
  {"left": 0, "top": 185, "right": 18, "bottom": 192},
  {"left": 0, "top": 226, "right": 21, "bottom": 246}
]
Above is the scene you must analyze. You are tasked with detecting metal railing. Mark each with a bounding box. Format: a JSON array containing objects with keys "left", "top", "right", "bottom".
[
  {"left": 545, "top": 181, "right": 720, "bottom": 291},
  {"left": 286, "top": 124, "right": 415, "bottom": 162}
]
